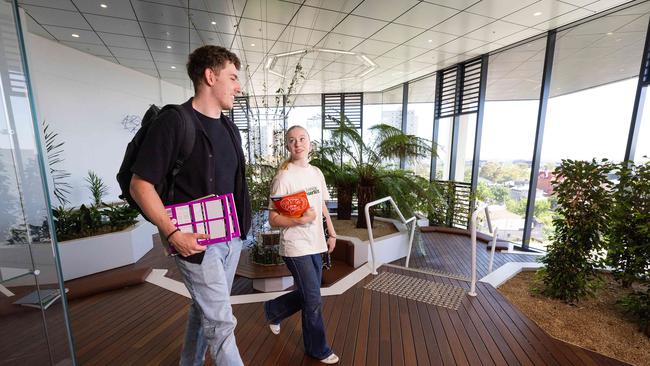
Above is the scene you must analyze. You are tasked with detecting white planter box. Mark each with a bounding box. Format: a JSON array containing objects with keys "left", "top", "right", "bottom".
[
  {"left": 338, "top": 217, "right": 412, "bottom": 269},
  {"left": 58, "top": 221, "right": 156, "bottom": 280}
]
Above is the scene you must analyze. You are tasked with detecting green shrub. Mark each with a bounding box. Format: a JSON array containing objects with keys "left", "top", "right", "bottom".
[
  {"left": 539, "top": 159, "right": 612, "bottom": 303},
  {"left": 606, "top": 161, "right": 650, "bottom": 287}
]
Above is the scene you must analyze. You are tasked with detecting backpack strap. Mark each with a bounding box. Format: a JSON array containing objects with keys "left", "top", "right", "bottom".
[{"left": 162, "top": 104, "right": 196, "bottom": 202}]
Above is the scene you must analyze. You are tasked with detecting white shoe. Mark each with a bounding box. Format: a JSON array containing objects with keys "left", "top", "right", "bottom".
[
  {"left": 320, "top": 353, "right": 339, "bottom": 364},
  {"left": 269, "top": 323, "right": 280, "bottom": 335}
]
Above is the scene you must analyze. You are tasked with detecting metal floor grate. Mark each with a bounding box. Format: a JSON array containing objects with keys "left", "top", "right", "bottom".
[
  {"left": 383, "top": 264, "right": 471, "bottom": 282},
  {"left": 364, "top": 272, "right": 466, "bottom": 310}
]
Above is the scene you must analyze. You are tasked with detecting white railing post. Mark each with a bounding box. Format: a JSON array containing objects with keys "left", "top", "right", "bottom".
[
  {"left": 365, "top": 196, "right": 416, "bottom": 275},
  {"left": 488, "top": 227, "right": 499, "bottom": 274},
  {"left": 469, "top": 204, "right": 487, "bottom": 297}
]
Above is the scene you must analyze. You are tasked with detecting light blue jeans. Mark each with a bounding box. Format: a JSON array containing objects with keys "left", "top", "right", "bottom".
[{"left": 174, "top": 238, "right": 243, "bottom": 366}]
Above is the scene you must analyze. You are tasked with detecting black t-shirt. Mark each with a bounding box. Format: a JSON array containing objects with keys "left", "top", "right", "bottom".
[
  {"left": 195, "top": 110, "right": 238, "bottom": 196},
  {"left": 131, "top": 103, "right": 244, "bottom": 264}
]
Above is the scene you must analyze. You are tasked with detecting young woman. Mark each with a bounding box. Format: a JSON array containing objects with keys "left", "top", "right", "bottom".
[{"left": 263, "top": 125, "right": 339, "bottom": 364}]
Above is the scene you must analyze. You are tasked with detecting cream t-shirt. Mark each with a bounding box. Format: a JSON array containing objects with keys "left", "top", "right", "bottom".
[{"left": 269, "top": 162, "right": 330, "bottom": 257}]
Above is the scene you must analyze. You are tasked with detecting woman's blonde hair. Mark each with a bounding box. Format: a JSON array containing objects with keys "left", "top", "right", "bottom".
[{"left": 279, "top": 125, "right": 309, "bottom": 171}]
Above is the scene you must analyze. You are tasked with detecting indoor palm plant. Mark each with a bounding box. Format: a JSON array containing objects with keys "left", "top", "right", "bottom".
[{"left": 322, "top": 116, "right": 437, "bottom": 228}]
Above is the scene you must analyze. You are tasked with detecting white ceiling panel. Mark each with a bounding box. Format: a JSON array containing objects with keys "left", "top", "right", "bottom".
[
  {"left": 84, "top": 14, "right": 142, "bottom": 36},
  {"left": 493, "top": 28, "right": 544, "bottom": 47},
  {"left": 188, "top": 0, "right": 237, "bottom": 15},
  {"left": 372, "top": 56, "right": 404, "bottom": 69},
  {"left": 299, "top": 0, "right": 363, "bottom": 14},
  {"left": 60, "top": 41, "right": 112, "bottom": 57},
  {"left": 25, "top": 16, "right": 55, "bottom": 40},
  {"left": 191, "top": 12, "right": 238, "bottom": 34},
  {"left": 151, "top": 51, "right": 190, "bottom": 64},
  {"left": 278, "top": 27, "right": 328, "bottom": 46},
  {"left": 394, "top": 2, "right": 460, "bottom": 29},
  {"left": 73, "top": 0, "right": 136, "bottom": 19},
  {"left": 370, "top": 23, "right": 425, "bottom": 44},
  {"left": 99, "top": 33, "right": 148, "bottom": 49},
  {"left": 42, "top": 25, "right": 102, "bottom": 44},
  {"left": 18, "top": 0, "right": 75, "bottom": 11},
  {"left": 18, "top": 0, "right": 649, "bottom": 95},
  {"left": 332, "top": 15, "right": 387, "bottom": 38},
  {"left": 139, "top": 22, "right": 202, "bottom": 43},
  {"left": 431, "top": 11, "right": 494, "bottom": 36},
  {"left": 292, "top": 6, "right": 346, "bottom": 31},
  {"left": 237, "top": 18, "right": 286, "bottom": 39},
  {"left": 467, "top": 0, "right": 539, "bottom": 19},
  {"left": 532, "top": 8, "right": 595, "bottom": 30},
  {"left": 404, "top": 31, "right": 457, "bottom": 49},
  {"left": 116, "top": 57, "right": 157, "bottom": 69},
  {"left": 22, "top": 5, "right": 90, "bottom": 29},
  {"left": 466, "top": 20, "right": 528, "bottom": 42},
  {"left": 132, "top": 2, "right": 189, "bottom": 26},
  {"left": 108, "top": 46, "right": 152, "bottom": 60},
  {"left": 421, "top": 0, "right": 481, "bottom": 11},
  {"left": 318, "top": 33, "right": 365, "bottom": 50},
  {"left": 436, "top": 37, "right": 486, "bottom": 53},
  {"left": 504, "top": 0, "right": 579, "bottom": 27},
  {"left": 351, "top": 39, "right": 399, "bottom": 56},
  {"left": 147, "top": 38, "right": 194, "bottom": 56},
  {"left": 241, "top": 0, "right": 301, "bottom": 24},
  {"left": 382, "top": 44, "right": 428, "bottom": 59},
  {"left": 196, "top": 30, "right": 234, "bottom": 47},
  {"left": 410, "top": 49, "right": 458, "bottom": 64},
  {"left": 352, "top": 0, "right": 419, "bottom": 21}
]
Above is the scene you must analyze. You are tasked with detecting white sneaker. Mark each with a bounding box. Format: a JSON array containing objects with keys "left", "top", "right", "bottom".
[
  {"left": 269, "top": 323, "right": 280, "bottom": 335},
  {"left": 320, "top": 353, "right": 339, "bottom": 364}
]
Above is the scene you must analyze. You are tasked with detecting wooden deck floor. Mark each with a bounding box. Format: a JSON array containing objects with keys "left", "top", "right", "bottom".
[{"left": 55, "top": 232, "right": 630, "bottom": 364}]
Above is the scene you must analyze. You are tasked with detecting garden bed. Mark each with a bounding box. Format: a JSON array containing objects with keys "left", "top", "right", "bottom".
[
  {"left": 331, "top": 217, "right": 398, "bottom": 241},
  {"left": 498, "top": 271, "right": 650, "bottom": 366}
]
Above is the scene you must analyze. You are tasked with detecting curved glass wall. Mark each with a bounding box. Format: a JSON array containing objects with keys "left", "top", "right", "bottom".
[
  {"left": 533, "top": 3, "right": 650, "bottom": 249},
  {"left": 477, "top": 37, "right": 546, "bottom": 245},
  {"left": 406, "top": 75, "right": 435, "bottom": 178},
  {"left": 0, "top": 2, "right": 75, "bottom": 364}
]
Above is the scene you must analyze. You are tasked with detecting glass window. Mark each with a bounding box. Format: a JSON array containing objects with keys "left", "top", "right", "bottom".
[
  {"left": 534, "top": 4, "right": 650, "bottom": 250},
  {"left": 454, "top": 113, "right": 477, "bottom": 183},
  {"left": 634, "top": 89, "right": 650, "bottom": 162},
  {"left": 406, "top": 75, "right": 435, "bottom": 178},
  {"left": 434, "top": 117, "right": 453, "bottom": 180},
  {"left": 477, "top": 37, "right": 546, "bottom": 245}
]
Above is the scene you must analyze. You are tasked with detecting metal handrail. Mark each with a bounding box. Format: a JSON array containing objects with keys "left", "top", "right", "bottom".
[
  {"left": 484, "top": 206, "right": 499, "bottom": 274},
  {"left": 364, "top": 196, "right": 417, "bottom": 275}
]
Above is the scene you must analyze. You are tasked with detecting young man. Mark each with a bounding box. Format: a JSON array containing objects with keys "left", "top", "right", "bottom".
[{"left": 130, "top": 45, "right": 251, "bottom": 366}]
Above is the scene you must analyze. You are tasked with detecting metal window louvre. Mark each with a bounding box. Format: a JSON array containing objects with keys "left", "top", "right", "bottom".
[
  {"left": 435, "top": 67, "right": 459, "bottom": 119},
  {"left": 229, "top": 96, "right": 250, "bottom": 131},
  {"left": 322, "top": 92, "right": 362, "bottom": 129},
  {"left": 459, "top": 58, "right": 482, "bottom": 114}
]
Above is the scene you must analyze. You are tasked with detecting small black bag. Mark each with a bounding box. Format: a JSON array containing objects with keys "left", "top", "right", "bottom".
[
  {"left": 323, "top": 216, "right": 332, "bottom": 270},
  {"left": 116, "top": 104, "right": 196, "bottom": 221}
]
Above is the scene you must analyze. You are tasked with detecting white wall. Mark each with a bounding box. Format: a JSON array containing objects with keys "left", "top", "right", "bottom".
[{"left": 25, "top": 34, "right": 192, "bottom": 207}]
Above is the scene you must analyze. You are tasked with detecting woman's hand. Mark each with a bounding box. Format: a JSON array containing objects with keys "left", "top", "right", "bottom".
[
  {"left": 296, "top": 208, "right": 316, "bottom": 225},
  {"left": 327, "top": 236, "right": 336, "bottom": 253}
]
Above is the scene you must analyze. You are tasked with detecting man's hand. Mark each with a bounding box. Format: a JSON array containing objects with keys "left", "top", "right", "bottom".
[
  {"left": 296, "top": 208, "right": 316, "bottom": 225},
  {"left": 169, "top": 231, "right": 209, "bottom": 257},
  {"left": 327, "top": 236, "right": 336, "bottom": 253}
]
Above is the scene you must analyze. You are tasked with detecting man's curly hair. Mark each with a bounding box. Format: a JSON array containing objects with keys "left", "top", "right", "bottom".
[{"left": 187, "top": 45, "right": 241, "bottom": 91}]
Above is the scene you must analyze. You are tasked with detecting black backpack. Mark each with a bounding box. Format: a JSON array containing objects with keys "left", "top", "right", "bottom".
[{"left": 116, "top": 104, "right": 196, "bottom": 221}]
